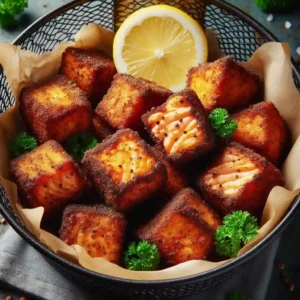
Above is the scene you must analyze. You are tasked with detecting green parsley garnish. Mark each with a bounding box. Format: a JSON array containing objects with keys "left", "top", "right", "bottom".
[
  {"left": 0, "top": 0, "right": 28, "bottom": 27},
  {"left": 124, "top": 241, "right": 160, "bottom": 271},
  {"left": 9, "top": 131, "right": 37, "bottom": 158},
  {"left": 255, "top": 0, "right": 294, "bottom": 12},
  {"left": 227, "top": 292, "right": 252, "bottom": 300},
  {"left": 63, "top": 132, "right": 97, "bottom": 162},
  {"left": 215, "top": 211, "right": 259, "bottom": 258},
  {"left": 209, "top": 108, "right": 238, "bottom": 138}
]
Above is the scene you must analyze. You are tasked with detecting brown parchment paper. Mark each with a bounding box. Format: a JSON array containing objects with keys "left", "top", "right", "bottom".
[{"left": 0, "top": 24, "right": 300, "bottom": 280}]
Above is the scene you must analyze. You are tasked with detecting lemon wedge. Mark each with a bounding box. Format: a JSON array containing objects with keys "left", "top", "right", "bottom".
[{"left": 113, "top": 5, "right": 208, "bottom": 92}]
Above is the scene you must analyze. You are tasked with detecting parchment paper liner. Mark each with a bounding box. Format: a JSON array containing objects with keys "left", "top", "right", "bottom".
[{"left": 0, "top": 24, "right": 300, "bottom": 280}]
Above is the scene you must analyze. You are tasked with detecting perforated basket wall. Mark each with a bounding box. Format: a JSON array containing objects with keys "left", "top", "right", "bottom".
[{"left": 0, "top": 1, "right": 300, "bottom": 299}]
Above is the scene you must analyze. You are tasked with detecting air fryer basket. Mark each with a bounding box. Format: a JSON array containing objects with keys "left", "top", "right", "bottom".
[{"left": 0, "top": 1, "right": 300, "bottom": 299}]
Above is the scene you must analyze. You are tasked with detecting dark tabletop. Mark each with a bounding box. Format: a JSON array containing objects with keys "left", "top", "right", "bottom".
[{"left": 0, "top": 0, "right": 300, "bottom": 299}]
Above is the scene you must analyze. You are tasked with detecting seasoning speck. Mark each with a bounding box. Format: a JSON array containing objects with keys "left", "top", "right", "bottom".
[
  {"left": 281, "top": 273, "right": 289, "bottom": 284},
  {"left": 277, "top": 262, "right": 285, "bottom": 270},
  {"left": 285, "top": 21, "right": 292, "bottom": 29},
  {"left": 267, "top": 14, "right": 273, "bottom": 22}
]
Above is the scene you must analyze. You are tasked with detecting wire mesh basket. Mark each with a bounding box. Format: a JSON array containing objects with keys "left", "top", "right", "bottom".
[{"left": 0, "top": 0, "right": 300, "bottom": 299}]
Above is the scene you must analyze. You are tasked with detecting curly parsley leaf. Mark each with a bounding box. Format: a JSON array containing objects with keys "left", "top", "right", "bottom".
[
  {"left": 209, "top": 108, "right": 238, "bottom": 138},
  {"left": 215, "top": 211, "right": 259, "bottom": 258},
  {"left": 9, "top": 131, "right": 37, "bottom": 158},
  {"left": 124, "top": 241, "right": 160, "bottom": 271},
  {"left": 63, "top": 132, "right": 97, "bottom": 162}
]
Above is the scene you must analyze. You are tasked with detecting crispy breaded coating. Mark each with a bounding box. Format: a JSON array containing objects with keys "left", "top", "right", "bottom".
[
  {"left": 187, "top": 56, "right": 261, "bottom": 113},
  {"left": 82, "top": 129, "right": 167, "bottom": 212},
  {"left": 59, "top": 204, "right": 126, "bottom": 263},
  {"left": 231, "top": 101, "right": 288, "bottom": 165},
  {"left": 142, "top": 88, "right": 215, "bottom": 164},
  {"left": 60, "top": 47, "right": 117, "bottom": 104},
  {"left": 137, "top": 188, "right": 222, "bottom": 266},
  {"left": 11, "top": 140, "right": 90, "bottom": 220},
  {"left": 95, "top": 73, "right": 172, "bottom": 131},
  {"left": 20, "top": 75, "right": 92, "bottom": 143},
  {"left": 198, "top": 142, "right": 284, "bottom": 217},
  {"left": 92, "top": 114, "right": 115, "bottom": 141},
  {"left": 151, "top": 145, "right": 188, "bottom": 196}
]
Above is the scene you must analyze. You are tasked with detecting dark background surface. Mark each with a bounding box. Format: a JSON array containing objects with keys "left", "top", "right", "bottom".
[{"left": 0, "top": 0, "right": 300, "bottom": 299}]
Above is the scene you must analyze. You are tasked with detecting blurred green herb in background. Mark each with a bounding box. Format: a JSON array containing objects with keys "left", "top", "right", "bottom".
[
  {"left": 0, "top": 0, "right": 28, "bottom": 27},
  {"left": 255, "top": 0, "right": 294, "bottom": 12}
]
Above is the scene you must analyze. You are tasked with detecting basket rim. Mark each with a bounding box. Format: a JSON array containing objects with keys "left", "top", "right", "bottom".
[{"left": 1, "top": 0, "right": 300, "bottom": 287}]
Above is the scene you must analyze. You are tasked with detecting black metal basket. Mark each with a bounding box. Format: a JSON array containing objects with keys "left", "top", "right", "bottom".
[{"left": 0, "top": 1, "right": 300, "bottom": 299}]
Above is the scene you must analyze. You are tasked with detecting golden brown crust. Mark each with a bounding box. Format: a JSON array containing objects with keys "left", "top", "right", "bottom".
[
  {"left": 231, "top": 101, "right": 288, "bottom": 165},
  {"left": 137, "top": 188, "right": 221, "bottom": 266},
  {"left": 142, "top": 88, "right": 215, "bottom": 164},
  {"left": 187, "top": 56, "right": 261, "bottom": 113},
  {"left": 92, "top": 114, "right": 115, "bottom": 141},
  {"left": 59, "top": 204, "right": 127, "bottom": 263},
  {"left": 151, "top": 145, "right": 188, "bottom": 196},
  {"left": 20, "top": 75, "right": 92, "bottom": 143},
  {"left": 82, "top": 129, "right": 167, "bottom": 212},
  {"left": 60, "top": 47, "right": 117, "bottom": 103},
  {"left": 198, "top": 142, "right": 284, "bottom": 217},
  {"left": 11, "top": 140, "right": 90, "bottom": 220},
  {"left": 95, "top": 73, "right": 172, "bottom": 131}
]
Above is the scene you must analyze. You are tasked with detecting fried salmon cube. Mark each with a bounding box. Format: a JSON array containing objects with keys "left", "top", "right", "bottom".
[
  {"left": 137, "top": 188, "right": 222, "bottom": 266},
  {"left": 231, "top": 102, "right": 288, "bottom": 165},
  {"left": 142, "top": 88, "right": 215, "bottom": 164},
  {"left": 59, "top": 204, "right": 126, "bottom": 263},
  {"left": 20, "top": 75, "right": 92, "bottom": 143},
  {"left": 82, "top": 129, "right": 167, "bottom": 212},
  {"left": 92, "top": 114, "right": 115, "bottom": 141},
  {"left": 187, "top": 56, "right": 261, "bottom": 113},
  {"left": 11, "top": 140, "right": 90, "bottom": 220},
  {"left": 198, "top": 142, "right": 284, "bottom": 216},
  {"left": 151, "top": 145, "right": 188, "bottom": 196},
  {"left": 60, "top": 47, "right": 117, "bottom": 104},
  {"left": 95, "top": 73, "right": 172, "bottom": 131}
]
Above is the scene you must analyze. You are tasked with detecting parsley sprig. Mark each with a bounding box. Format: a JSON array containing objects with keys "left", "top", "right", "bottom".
[
  {"left": 209, "top": 108, "right": 238, "bottom": 138},
  {"left": 215, "top": 211, "right": 259, "bottom": 258},
  {"left": 124, "top": 241, "right": 160, "bottom": 271},
  {"left": 227, "top": 292, "right": 252, "bottom": 300},
  {"left": 9, "top": 131, "right": 37, "bottom": 158},
  {"left": 63, "top": 132, "right": 97, "bottom": 162},
  {"left": 255, "top": 0, "right": 293, "bottom": 12},
  {"left": 0, "top": 0, "right": 28, "bottom": 27}
]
